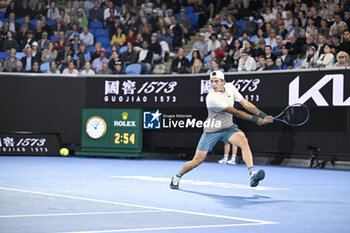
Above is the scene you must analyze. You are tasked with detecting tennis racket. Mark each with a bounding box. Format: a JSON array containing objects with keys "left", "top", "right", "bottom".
[{"left": 274, "top": 103, "right": 310, "bottom": 126}]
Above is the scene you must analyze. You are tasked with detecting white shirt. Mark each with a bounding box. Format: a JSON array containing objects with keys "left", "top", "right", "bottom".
[
  {"left": 79, "top": 32, "right": 94, "bottom": 46},
  {"left": 238, "top": 56, "right": 257, "bottom": 72},
  {"left": 204, "top": 82, "right": 243, "bottom": 132},
  {"left": 80, "top": 69, "right": 95, "bottom": 75}
]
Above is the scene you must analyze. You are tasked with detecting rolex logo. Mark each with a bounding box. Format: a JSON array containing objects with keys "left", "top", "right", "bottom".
[{"left": 122, "top": 112, "right": 128, "bottom": 120}]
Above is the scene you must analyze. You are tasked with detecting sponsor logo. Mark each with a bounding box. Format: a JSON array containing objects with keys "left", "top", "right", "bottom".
[
  {"left": 143, "top": 110, "right": 162, "bottom": 129},
  {"left": 143, "top": 110, "right": 221, "bottom": 129},
  {"left": 114, "top": 111, "right": 136, "bottom": 127},
  {"left": 289, "top": 74, "right": 350, "bottom": 106},
  {"left": 104, "top": 80, "right": 178, "bottom": 103}
]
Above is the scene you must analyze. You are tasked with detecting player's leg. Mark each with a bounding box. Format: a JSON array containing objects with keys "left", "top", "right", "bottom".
[
  {"left": 170, "top": 150, "right": 208, "bottom": 189},
  {"left": 227, "top": 145, "right": 237, "bottom": 165},
  {"left": 218, "top": 142, "right": 230, "bottom": 164},
  {"left": 228, "top": 131, "right": 265, "bottom": 187}
]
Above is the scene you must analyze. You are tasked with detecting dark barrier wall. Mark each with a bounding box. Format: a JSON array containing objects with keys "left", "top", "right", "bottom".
[{"left": 0, "top": 69, "right": 349, "bottom": 158}]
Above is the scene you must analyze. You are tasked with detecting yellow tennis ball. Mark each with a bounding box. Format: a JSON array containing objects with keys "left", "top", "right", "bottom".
[{"left": 60, "top": 148, "right": 69, "bottom": 156}]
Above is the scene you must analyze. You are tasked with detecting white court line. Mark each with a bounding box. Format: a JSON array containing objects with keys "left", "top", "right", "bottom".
[
  {"left": 0, "top": 210, "right": 166, "bottom": 218},
  {"left": 56, "top": 223, "right": 270, "bottom": 233},
  {"left": 110, "top": 175, "right": 290, "bottom": 191},
  {"left": 0, "top": 187, "right": 277, "bottom": 231}
]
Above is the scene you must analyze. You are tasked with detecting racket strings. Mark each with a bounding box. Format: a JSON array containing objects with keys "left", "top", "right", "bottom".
[{"left": 283, "top": 106, "right": 308, "bottom": 125}]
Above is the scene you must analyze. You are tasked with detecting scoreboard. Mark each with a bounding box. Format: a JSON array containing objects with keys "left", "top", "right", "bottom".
[{"left": 80, "top": 109, "right": 145, "bottom": 157}]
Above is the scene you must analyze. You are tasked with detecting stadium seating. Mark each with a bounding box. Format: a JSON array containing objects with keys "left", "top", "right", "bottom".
[
  {"left": 184, "top": 6, "right": 193, "bottom": 14},
  {"left": 125, "top": 64, "right": 141, "bottom": 75},
  {"left": 96, "top": 37, "right": 111, "bottom": 47},
  {"left": 118, "top": 46, "right": 127, "bottom": 54},
  {"left": 204, "top": 54, "right": 212, "bottom": 65},
  {"left": 30, "top": 19, "right": 39, "bottom": 28},
  {"left": 40, "top": 62, "right": 50, "bottom": 73},
  {"left": 46, "top": 20, "right": 56, "bottom": 26},
  {"left": 15, "top": 52, "right": 25, "bottom": 60},
  {"left": 1, "top": 18, "right": 9, "bottom": 23},
  {"left": 186, "top": 54, "right": 192, "bottom": 61},
  {"left": 15, "top": 19, "right": 24, "bottom": 25},
  {"left": 0, "top": 52, "right": 9, "bottom": 60},
  {"left": 87, "top": 45, "right": 95, "bottom": 54},
  {"left": 89, "top": 21, "right": 103, "bottom": 29},
  {"left": 95, "top": 29, "right": 109, "bottom": 38},
  {"left": 0, "top": 11, "right": 4, "bottom": 19},
  {"left": 50, "top": 36, "right": 59, "bottom": 42}
]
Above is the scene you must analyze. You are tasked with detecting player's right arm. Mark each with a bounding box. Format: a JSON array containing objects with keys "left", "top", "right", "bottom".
[{"left": 224, "top": 106, "right": 265, "bottom": 125}]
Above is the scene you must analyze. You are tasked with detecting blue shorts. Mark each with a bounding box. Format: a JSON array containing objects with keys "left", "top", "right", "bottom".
[{"left": 196, "top": 125, "right": 241, "bottom": 152}]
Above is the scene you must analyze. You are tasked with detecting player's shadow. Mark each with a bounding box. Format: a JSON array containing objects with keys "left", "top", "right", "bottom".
[{"left": 179, "top": 189, "right": 289, "bottom": 208}]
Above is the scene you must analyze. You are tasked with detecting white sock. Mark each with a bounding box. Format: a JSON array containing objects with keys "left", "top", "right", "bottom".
[
  {"left": 223, "top": 154, "right": 229, "bottom": 159},
  {"left": 231, "top": 154, "right": 236, "bottom": 160}
]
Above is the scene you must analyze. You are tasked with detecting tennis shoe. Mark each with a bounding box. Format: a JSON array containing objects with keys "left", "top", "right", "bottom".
[
  {"left": 250, "top": 169, "right": 265, "bottom": 187},
  {"left": 218, "top": 157, "right": 228, "bottom": 164},
  {"left": 226, "top": 158, "right": 236, "bottom": 165},
  {"left": 170, "top": 174, "right": 181, "bottom": 189}
]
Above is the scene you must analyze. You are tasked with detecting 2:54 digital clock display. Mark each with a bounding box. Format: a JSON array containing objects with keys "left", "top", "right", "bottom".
[{"left": 114, "top": 132, "right": 135, "bottom": 144}]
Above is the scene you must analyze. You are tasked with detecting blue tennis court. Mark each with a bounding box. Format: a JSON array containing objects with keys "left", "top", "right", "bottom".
[{"left": 0, "top": 156, "right": 349, "bottom": 233}]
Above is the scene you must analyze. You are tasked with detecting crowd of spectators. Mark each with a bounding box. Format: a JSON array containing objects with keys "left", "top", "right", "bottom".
[{"left": 0, "top": 0, "right": 350, "bottom": 75}]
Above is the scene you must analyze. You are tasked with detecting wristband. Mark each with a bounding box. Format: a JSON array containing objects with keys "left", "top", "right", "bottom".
[
  {"left": 250, "top": 115, "right": 259, "bottom": 124},
  {"left": 258, "top": 111, "right": 267, "bottom": 118}
]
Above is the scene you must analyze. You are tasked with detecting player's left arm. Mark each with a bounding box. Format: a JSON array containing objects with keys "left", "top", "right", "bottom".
[{"left": 239, "top": 98, "right": 274, "bottom": 123}]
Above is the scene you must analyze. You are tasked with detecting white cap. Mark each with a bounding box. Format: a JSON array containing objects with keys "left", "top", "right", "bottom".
[{"left": 210, "top": 70, "right": 225, "bottom": 81}]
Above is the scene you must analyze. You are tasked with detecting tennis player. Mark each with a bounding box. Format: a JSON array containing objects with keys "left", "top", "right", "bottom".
[{"left": 170, "top": 70, "right": 274, "bottom": 189}]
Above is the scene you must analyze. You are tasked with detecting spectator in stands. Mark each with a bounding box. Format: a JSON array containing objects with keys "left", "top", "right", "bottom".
[
  {"left": 157, "top": 27, "right": 173, "bottom": 60},
  {"left": 34, "top": 21, "right": 44, "bottom": 41},
  {"left": 178, "top": 8, "right": 192, "bottom": 43},
  {"left": 277, "top": 21, "right": 288, "bottom": 39},
  {"left": 23, "top": 16, "right": 33, "bottom": 30},
  {"left": 114, "top": 61, "right": 125, "bottom": 75},
  {"left": 137, "top": 40, "right": 153, "bottom": 74},
  {"left": 47, "top": 1, "right": 60, "bottom": 20},
  {"left": 89, "top": 0, "right": 104, "bottom": 22},
  {"left": 149, "top": 33, "right": 162, "bottom": 63},
  {"left": 213, "top": 16, "right": 222, "bottom": 34},
  {"left": 40, "top": 16, "right": 51, "bottom": 37},
  {"left": 218, "top": 24, "right": 228, "bottom": 40},
  {"left": 3, "top": 48, "right": 18, "bottom": 72},
  {"left": 75, "top": 9, "right": 88, "bottom": 30},
  {"left": 47, "top": 60, "right": 61, "bottom": 74},
  {"left": 332, "top": 35, "right": 342, "bottom": 54},
  {"left": 41, "top": 41, "right": 57, "bottom": 63},
  {"left": 219, "top": 48, "right": 234, "bottom": 72},
  {"left": 298, "top": 10, "right": 307, "bottom": 27},
  {"left": 21, "top": 47, "right": 34, "bottom": 71},
  {"left": 141, "top": 0, "right": 153, "bottom": 15},
  {"left": 66, "top": 23, "right": 79, "bottom": 42},
  {"left": 90, "top": 42, "right": 102, "bottom": 61},
  {"left": 238, "top": 50, "right": 256, "bottom": 72},
  {"left": 190, "top": 33, "right": 208, "bottom": 60},
  {"left": 79, "top": 27, "right": 94, "bottom": 47},
  {"left": 263, "top": 7, "right": 275, "bottom": 24},
  {"left": 104, "top": 2, "right": 117, "bottom": 25},
  {"left": 264, "top": 45, "right": 276, "bottom": 61},
  {"left": 60, "top": 54, "right": 75, "bottom": 72},
  {"left": 17, "top": 0, "right": 33, "bottom": 19},
  {"left": 215, "top": 38, "right": 228, "bottom": 60},
  {"left": 316, "top": 35, "right": 327, "bottom": 58},
  {"left": 280, "top": 44, "right": 294, "bottom": 68},
  {"left": 92, "top": 47, "right": 109, "bottom": 72},
  {"left": 33, "top": 1, "right": 46, "bottom": 19},
  {"left": 3, "top": 31, "right": 18, "bottom": 52},
  {"left": 125, "top": 29, "right": 136, "bottom": 44},
  {"left": 286, "top": 18, "right": 301, "bottom": 40},
  {"left": 265, "top": 29, "right": 277, "bottom": 49},
  {"left": 203, "top": 50, "right": 217, "bottom": 71},
  {"left": 5, "top": 1, "right": 16, "bottom": 19},
  {"left": 59, "top": 9, "right": 70, "bottom": 27},
  {"left": 330, "top": 13, "right": 347, "bottom": 36},
  {"left": 170, "top": 47, "right": 190, "bottom": 74},
  {"left": 74, "top": 43, "right": 91, "bottom": 70},
  {"left": 52, "top": 17, "right": 66, "bottom": 36},
  {"left": 272, "top": 57, "right": 287, "bottom": 70},
  {"left": 149, "top": 9, "right": 159, "bottom": 33},
  {"left": 0, "top": 23, "right": 10, "bottom": 47},
  {"left": 240, "top": 1, "right": 254, "bottom": 20},
  {"left": 310, "top": 6, "right": 322, "bottom": 28},
  {"left": 203, "top": 24, "right": 214, "bottom": 42},
  {"left": 299, "top": 45, "right": 318, "bottom": 69},
  {"left": 190, "top": 49, "right": 204, "bottom": 74},
  {"left": 84, "top": 0, "right": 94, "bottom": 18},
  {"left": 17, "top": 24, "right": 29, "bottom": 49},
  {"left": 28, "top": 60, "right": 42, "bottom": 73},
  {"left": 207, "top": 33, "right": 220, "bottom": 54},
  {"left": 120, "top": 42, "right": 138, "bottom": 67},
  {"left": 71, "top": 33, "right": 81, "bottom": 54},
  {"left": 96, "top": 61, "right": 113, "bottom": 74},
  {"left": 284, "top": 10, "right": 293, "bottom": 31},
  {"left": 38, "top": 31, "right": 49, "bottom": 52},
  {"left": 316, "top": 44, "right": 335, "bottom": 68},
  {"left": 272, "top": 35, "right": 283, "bottom": 56},
  {"left": 225, "top": 15, "right": 239, "bottom": 38},
  {"left": 13, "top": 61, "right": 26, "bottom": 73},
  {"left": 225, "top": 0, "right": 240, "bottom": 20},
  {"left": 62, "top": 61, "right": 79, "bottom": 74},
  {"left": 31, "top": 41, "right": 41, "bottom": 61},
  {"left": 54, "top": 31, "right": 68, "bottom": 51},
  {"left": 169, "top": 16, "right": 183, "bottom": 49},
  {"left": 256, "top": 55, "right": 267, "bottom": 71},
  {"left": 207, "top": 57, "right": 224, "bottom": 73},
  {"left": 108, "top": 51, "right": 121, "bottom": 72},
  {"left": 288, "top": 34, "right": 301, "bottom": 56},
  {"left": 341, "top": 30, "right": 350, "bottom": 54},
  {"left": 80, "top": 61, "right": 95, "bottom": 75},
  {"left": 334, "top": 51, "right": 350, "bottom": 67},
  {"left": 8, "top": 13, "right": 20, "bottom": 34},
  {"left": 319, "top": 0, "right": 329, "bottom": 20},
  {"left": 253, "top": 29, "right": 265, "bottom": 50},
  {"left": 111, "top": 27, "right": 126, "bottom": 48},
  {"left": 265, "top": 57, "right": 275, "bottom": 70}
]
